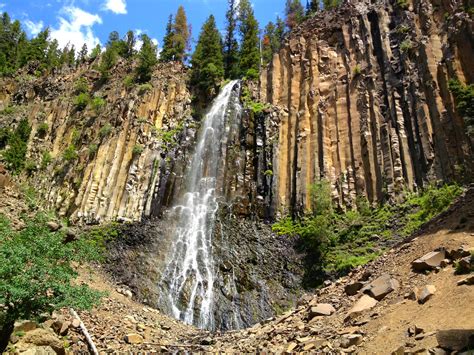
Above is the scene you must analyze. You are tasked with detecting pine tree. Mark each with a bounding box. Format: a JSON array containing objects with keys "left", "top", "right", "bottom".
[
  {"left": 322, "top": 0, "right": 342, "bottom": 9},
  {"left": 78, "top": 43, "right": 88, "bottom": 64},
  {"left": 67, "top": 45, "right": 76, "bottom": 67},
  {"left": 90, "top": 44, "right": 101, "bottom": 60},
  {"left": 285, "top": 0, "right": 305, "bottom": 30},
  {"left": 173, "top": 6, "right": 190, "bottom": 63},
  {"left": 307, "top": 0, "right": 319, "bottom": 14},
  {"left": 223, "top": 0, "right": 239, "bottom": 79},
  {"left": 261, "top": 22, "right": 275, "bottom": 66},
  {"left": 135, "top": 34, "right": 158, "bottom": 83},
  {"left": 238, "top": 0, "right": 260, "bottom": 79},
  {"left": 123, "top": 30, "right": 136, "bottom": 59},
  {"left": 191, "top": 15, "right": 224, "bottom": 96},
  {"left": 160, "top": 14, "right": 175, "bottom": 62}
]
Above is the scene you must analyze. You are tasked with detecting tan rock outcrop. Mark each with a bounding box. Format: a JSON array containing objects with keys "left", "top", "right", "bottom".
[{"left": 259, "top": 0, "right": 473, "bottom": 212}]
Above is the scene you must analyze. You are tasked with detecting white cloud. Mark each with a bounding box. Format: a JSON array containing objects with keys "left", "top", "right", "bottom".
[
  {"left": 0, "top": 3, "right": 5, "bottom": 10},
  {"left": 50, "top": 6, "right": 102, "bottom": 51},
  {"left": 103, "top": 0, "right": 127, "bottom": 14},
  {"left": 24, "top": 20, "right": 44, "bottom": 36}
]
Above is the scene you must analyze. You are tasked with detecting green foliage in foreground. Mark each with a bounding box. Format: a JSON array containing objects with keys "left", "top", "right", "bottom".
[
  {"left": 0, "top": 214, "right": 103, "bottom": 345},
  {"left": 273, "top": 182, "right": 463, "bottom": 286}
]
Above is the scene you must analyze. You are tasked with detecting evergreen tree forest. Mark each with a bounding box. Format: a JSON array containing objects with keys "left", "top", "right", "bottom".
[{"left": 0, "top": 0, "right": 342, "bottom": 92}]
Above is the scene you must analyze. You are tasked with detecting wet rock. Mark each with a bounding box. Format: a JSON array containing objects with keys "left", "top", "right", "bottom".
[
  {"left": 345, "top": 295, "right": 378, "bottom": 320},
  {"left": 345, "top": 281, "right": 364, "bottom": 296},
  {"left": 412, "top": 250, "right": 446, "bottom": 272},
  {"left": 340, "top": 334, "right": 363, "bottom": 348},
  {"left": 436, "top": 329, "right": 474, "bottom": 351},
  {"left": 361, "top": 274, "right": 399, "bottom": 300},
  {"left": 125, "top": 333, "right": 144, "bottom": 344},
  {"left": 309, "top": 303, "right": 336, "bottom": 318},
  {"left": 418, "top": 285, "right": 436, "bottom": 304}
]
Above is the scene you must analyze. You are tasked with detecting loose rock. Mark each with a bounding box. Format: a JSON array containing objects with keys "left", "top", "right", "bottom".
[
  {"left": 361, "top": 274, "right": 399, "bottom": 301},
  {"left": 418, "top": 285, "right": 436, "bottom": 304},
  {"left": 412, "top": 250, "right": 446, "bottom": 272},
  {"left": 309, "top": 303, "right": 336, "bottom": 318},
  {"left": 436, "top": 329, "right": 474, "bottom": 351},
  {"left": 125, "top": 333, "right": 144, "bottom": 344}
]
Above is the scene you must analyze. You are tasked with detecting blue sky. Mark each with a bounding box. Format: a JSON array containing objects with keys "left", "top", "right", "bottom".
[{"left": 1, "top": 0, "right": 288, "bottom": 52}]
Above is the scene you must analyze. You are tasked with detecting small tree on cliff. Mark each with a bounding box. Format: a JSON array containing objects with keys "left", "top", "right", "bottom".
[
  {"left": 135, "top": 34, "right": 158, "bottom": 83},
  {"left": 0, "top": 214, "right": 103, "bottom": 352},
  {"left": 160, "top": 7, "right": 190, "bottom": 63},
  {"left": 285, "top": 0, "right": 305, "bottom": 30},
  {"left": 160, "top": 14, "right": 175, "bottom": 62},
  {"left": 191, "top": 15, "right": 224, "bottom": 96},
  {"left": 238, "top": 0, "right": 260, "bottom": 79}
]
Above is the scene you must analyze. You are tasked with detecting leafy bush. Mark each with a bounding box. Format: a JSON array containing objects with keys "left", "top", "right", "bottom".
[
  {"left": 132, "top": 144, "right": 144, "bottom": 156},
  {"left": 123, "top": 75, "right": 134, "bottom": 88},
  {"left": 99, "top": 123, "right": 113, "bottom": 139},
  {"left": 74, "top": 93, "right": 90, "bottom": 110},
  {"left": 138, "top": 83, "right": 153, "bottom": 95},
  {"left": 1, "top": 119, "right": 31, "bottom": 174},
  {"left": 448, "top": 79, "right": 474, "bottom": 136},
  {"left": 0, "top": 214, "right": 103, "bottom": 350},
  {"left": 24, "top": 160, "right": 37, "bottom": 174},
  {"left": 63, "top": 144, "right": 78, "bottom": 162},
  {"left": 41, "top": 151, "right": 52, "bottom": 169},
  {"left": 400, "top": 39, "right": 413, "bottom": 52},
  {"left": 397, "top": 0, "right": 409, "bottom": 9},
  {"left": 273, "top": 181, "right": 462, "bottom": 286},
  {"left": 245, "top": 68, "right": 259, "bottom": 80},
  {"left": 74, "top": 77, "right": 89, "bottom": 94},
  {"left": 91, "top": 97, "right": 106, "bottom": 112},
  {"left": 353, "top": 64, "right": 361, "bottom": 76},
  {"left": 0, "top": 106, "right": 15, "bottom": 115},
  {"left": 88, "top": 144, "right": 98, "bottom": 157}
]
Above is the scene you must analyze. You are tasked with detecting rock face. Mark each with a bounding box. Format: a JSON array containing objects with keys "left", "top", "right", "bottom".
[
  {"left": 259, "top": 0, "right": 473, "bottom": 213},
  {"left": 0, "top": 60, "right": 192, "bottom": 224}
]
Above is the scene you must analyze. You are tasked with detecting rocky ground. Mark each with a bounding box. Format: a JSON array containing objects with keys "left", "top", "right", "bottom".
[{"left": 2, "top": 170, "right": 474, "bottom": 354}]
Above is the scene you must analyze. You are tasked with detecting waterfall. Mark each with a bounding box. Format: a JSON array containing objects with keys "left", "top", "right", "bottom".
[{"left": 158, "top": 80, "right": 242, "bottom": 329}]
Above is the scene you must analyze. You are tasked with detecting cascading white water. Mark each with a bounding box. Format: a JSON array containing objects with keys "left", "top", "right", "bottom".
[{"left": 158, "top": 80, "right": 241, "bottom": 329}]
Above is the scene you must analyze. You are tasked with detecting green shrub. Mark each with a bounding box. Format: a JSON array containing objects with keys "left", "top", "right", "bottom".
[
  {"left": 74, "top": 77, "right": 89, "bottom": 94},
  {"left": 138, "top": 83, "right": 153, "bottom": 95},
  {"left": 132, "top": 144, "right": 144, "bottom": 156},
  {"left": 63, "top": 144, "right": 78, "bottom": 162},
  {"left": 83, "top": 222, "right": 120, "bottom": 252},
  {"left": 245, "top": 68, "right": 259, "bottom": 80},
  {"left": 264, "top": 169, "right": 273, "bottom": 176},
  {"left": 0, "top": 127, "right": 11, "bottom": 149},
  {"left": 353, "top": 64, "right": 361, "bottom": 76},
  {"left": 397, "top": 0, "right": 409, "bottom": 9},
  {"left": 41, "top": 151, "right": 52, "bottom": 169},
  {"left": 91, "top": 97, "right": 106, "bottom": 112},
  {"left": 99, "top": 123, "right": 113, "bottom": 139},
  {"left": 37, "top": 122, "right": 49, "bottom": 136},
  {"left": 123, "top": 75, "right": 134, "bottom": 88},
  {"left": 0, "top": 106, "right": 15, "bottom": 115},
  {"left": 396, "top": 24, "right": 410, "bottom": 34},
  {"left": 448, "top": 79, "right": 474, "bottom": 136},
  {"left": 88, "top": 144, "right": 98, "bottom": 157},
  {"left": 24, "top": 160, "right": 37, "bottom": 174},
  {"left": 74, "top": 93, "right": 90, "bottom": 110},
  {"left": 400, "top": 39, "right": 413, "bottom": 52},
  {"left": 1, "top": 119, "right": 31, "bottom": 174},
  {"left": 0, "top": 214, "right": 103, "bottom": 349}
]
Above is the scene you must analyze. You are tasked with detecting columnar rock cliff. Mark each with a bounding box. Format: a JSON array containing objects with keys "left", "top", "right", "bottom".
[
  {"left": 0, "top": 60, "right": 193, "bottom": 223},
  {"left": 259, "top": 0, "right": 473, "bottom": 214}
]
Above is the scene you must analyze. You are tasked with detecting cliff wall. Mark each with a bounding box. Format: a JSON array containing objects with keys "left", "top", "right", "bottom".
[{"left": 259, "top": 0, "right": 473, "bottom": 213}]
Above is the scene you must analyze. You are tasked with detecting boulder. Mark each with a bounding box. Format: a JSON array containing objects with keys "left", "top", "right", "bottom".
[
  {"left": 125, "top": 333, "right": 144, "bottom": 344},
  {"left": 21, "top": 346, "right": 56, "bottom": 355},
  {"left": 418, "top": 285, "right": 436, "bottom": 304},
  {"left": 447, "top": 245, "right": 472, "bottom": 260},
  {"left": 18, "top": 329, "right": 64, "bottom": 355},
  {"left": 412, "top": 250, "right": 446, "bottom": 272},
  {"left": 457, "top": 275, "right": 474, "bottom": 286},
  {"left": 361, "top": 274, "right": 399, "bottom": 300},
  {"left": 345, "top": 295, "right": 378, "bottom": 320},
  {"left": 340, "top": 334, "right": 363, "bottom": 348},
  {"left": 436, "top": 329, "right": 474, "bottom": 351},
  {"left": 345, "top": 282, "right": 364, "bottom": 296},
  {"left": 14, "top": 320, "right": 38, "bottom": 333},
  {"left": 46, "top": 221, "right": 60, "bottom": 232},
  {"left": 309, "top": 303, "right": 336, "bottom": 318}
]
